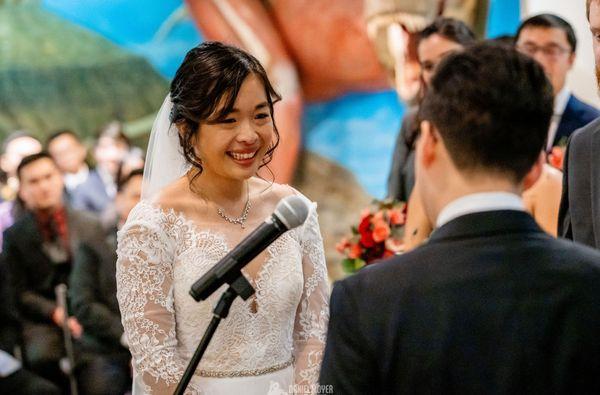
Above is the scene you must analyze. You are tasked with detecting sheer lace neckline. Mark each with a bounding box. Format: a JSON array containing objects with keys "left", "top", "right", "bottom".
[{"left": 134, "top": 199, "right": 291, "bottom": 291}]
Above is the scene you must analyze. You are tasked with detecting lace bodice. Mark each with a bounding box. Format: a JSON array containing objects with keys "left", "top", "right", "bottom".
[{"left": 116, "top": 193, "right": 329, "bottom": 394}]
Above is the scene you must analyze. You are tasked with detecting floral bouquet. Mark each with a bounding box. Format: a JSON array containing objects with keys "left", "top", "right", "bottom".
[{"left": 336, "top": 199, "right": 407, "bottom": 274}]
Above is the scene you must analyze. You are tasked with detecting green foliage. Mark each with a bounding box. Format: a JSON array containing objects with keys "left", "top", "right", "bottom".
[
  {"left": 342, "top": 258, "right": 365, "bottom": 273},
  {"left": 0, "top": 2, "right": 168, "bottom": 141}
]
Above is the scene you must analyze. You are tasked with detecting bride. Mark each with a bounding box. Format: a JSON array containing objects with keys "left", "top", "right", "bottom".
[{"left": 116, "top": 42, "right": 329, "bottom": 394}]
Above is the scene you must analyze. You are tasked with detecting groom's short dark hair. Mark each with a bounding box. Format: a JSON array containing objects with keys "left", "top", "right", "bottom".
[{"left": 419, "top": 43, "right": 553, "bottom": 182}]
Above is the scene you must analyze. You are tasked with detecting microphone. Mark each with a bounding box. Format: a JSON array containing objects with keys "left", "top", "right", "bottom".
[{"left": 189, "top": 195, "right": 310, "bottom": 301}]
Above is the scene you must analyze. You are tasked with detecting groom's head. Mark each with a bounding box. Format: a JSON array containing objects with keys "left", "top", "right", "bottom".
[{"left": 415, "top": 43, "right": 553, "bottom": 223}]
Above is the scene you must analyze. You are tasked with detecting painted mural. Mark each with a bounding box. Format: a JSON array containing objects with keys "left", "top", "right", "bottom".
[{"left": 3, "top": 0, "right": 524, "bottom": 273}]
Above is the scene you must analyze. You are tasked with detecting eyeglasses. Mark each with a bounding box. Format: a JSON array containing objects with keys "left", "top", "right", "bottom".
[{"left": 517, "top": 43, "right": 572, "bottom": 59}]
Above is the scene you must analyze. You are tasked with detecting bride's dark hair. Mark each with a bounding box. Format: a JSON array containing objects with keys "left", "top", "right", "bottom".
[{"left": 169, "top": 41, "right": 281, "bottom": 175}]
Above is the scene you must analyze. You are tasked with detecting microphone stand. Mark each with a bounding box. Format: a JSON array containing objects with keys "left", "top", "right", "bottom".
[{"left": 174, "top": 273, "right": 255, "bottom": 395}]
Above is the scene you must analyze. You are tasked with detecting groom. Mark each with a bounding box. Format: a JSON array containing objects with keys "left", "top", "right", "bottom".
[{"left": 320, "top": 43, "right": 600, "bottom": 393}]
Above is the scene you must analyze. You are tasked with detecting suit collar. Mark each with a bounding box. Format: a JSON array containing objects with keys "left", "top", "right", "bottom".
[
  {"left": 558, "top": 95, "right": 580, "bottom": 127},
  {"left": 428, "top": 210, "right": 542, "bottom": 244},
  {"left": 553, "top": 94, "right": 598, "bottom": 147},
  {"left": 436, "top": 192, "right": 524, "bottom": 228}
]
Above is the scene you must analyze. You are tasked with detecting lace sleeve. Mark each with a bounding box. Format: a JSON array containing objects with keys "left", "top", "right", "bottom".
[
  {"left": 293, "top": 203, "right": 330, "bottom": 394},
  {"left": 116, "top": 209, "right": 201, "bottom": 395}
]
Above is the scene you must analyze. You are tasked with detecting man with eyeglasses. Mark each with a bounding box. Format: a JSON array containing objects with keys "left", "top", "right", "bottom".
[{"left": 516, "top": 14, "right": 600, "bottom": 153}]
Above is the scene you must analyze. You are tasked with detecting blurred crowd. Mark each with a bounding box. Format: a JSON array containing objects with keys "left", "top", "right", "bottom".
[
  {"left": 0, "top": 123, "right": 144, "bottom": 394},
  {"left": 0, "top": 11, "right": 599, "bottom": 395}
]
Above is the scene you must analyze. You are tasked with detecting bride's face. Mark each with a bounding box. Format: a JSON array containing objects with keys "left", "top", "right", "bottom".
[{"left": 194, "top": 74, "right": 274, "bottom": 182}]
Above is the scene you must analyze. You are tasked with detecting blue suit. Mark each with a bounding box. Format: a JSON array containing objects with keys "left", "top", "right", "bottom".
[
  {"left": 66, "top": 169, "right": 112, "bottom": 215},
  {"left": 553, "top": 95, "right": 600, "bottom": 147}
]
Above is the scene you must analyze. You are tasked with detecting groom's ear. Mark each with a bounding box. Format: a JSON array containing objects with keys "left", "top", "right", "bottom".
[
  {"left": 521, "top": 151, "right": 545, "bottom": 191},
  {"left": 417, "top": 120, "right": 440, "bottom": 168}
]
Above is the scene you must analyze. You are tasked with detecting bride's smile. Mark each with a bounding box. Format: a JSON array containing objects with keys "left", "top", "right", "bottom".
[{"left": 195, "top": 74, "right": 275, "bottom": 182}]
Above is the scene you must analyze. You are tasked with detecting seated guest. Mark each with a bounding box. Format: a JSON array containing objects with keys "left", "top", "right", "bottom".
[
  {"left": 46, "top": 130, "right": 112, "bottom": 215},
  {"left": 0, "top": 132, "right": 43, "bottom": 250},
  {"left": 0, "top": 261, "right": 60, "bottom": 395},
  {"left": 68, "top": 170, "right": 143, "bottom": 395},
  {"left": 516, "top": 14, "right": 600, "bottom": 152},
  {"left": 320, "top": 43, "right": 600, "bottom": 393},
  {"left": 113, "top": 168, "right": 143, "bottom": 230},
  {"left": 117, "top": 148, "right": 144, "bottom": 187},
  {"left": 2, "top": 153, "right": 108, "bottom": 392},
  {"left": 387, "top": 17, "right": 476, "bottom": 202},
  {"left": 0, "top": 131, "right": 43, "bottom": 202},
  {"left": 93, "top": 121, "right": 131, "bottom": 202},
  {"left": 100, "top": 151, "right": 144, "bottom": 229}
]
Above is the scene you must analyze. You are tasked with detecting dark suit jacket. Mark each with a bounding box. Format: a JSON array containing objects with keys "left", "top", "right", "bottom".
[
  {"left": 320, "top": 210, "right": 600, "bottom": 394},
  {"left": 69, "top": 230, "right": 126, "bottom": 354},
  {"left": 67, "top": 169, "right": 112, "bottom": 215},
  {"left": 553, "top": 95, "right": 600, "bottom": 148},
  {"left": 558, "top": 118, "right": 600, "bottom": 249},
  {"left": 0, "top": 261, "right": 20, "bottom": 354},
  {"left": 2, "top": 208, "right": 105, "bottom": 323}
]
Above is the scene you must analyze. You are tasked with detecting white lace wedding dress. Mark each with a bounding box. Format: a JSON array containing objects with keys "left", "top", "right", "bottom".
[{"left": 116, "top": 193, "right": 329, "bottom": 395}]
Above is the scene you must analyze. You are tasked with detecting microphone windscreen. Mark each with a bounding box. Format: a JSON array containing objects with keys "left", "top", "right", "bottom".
[{"left": 274, "top": 195, "right": 310, "bottom": 230}]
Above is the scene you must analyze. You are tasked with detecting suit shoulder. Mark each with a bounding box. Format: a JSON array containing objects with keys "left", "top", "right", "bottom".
[
  {"left": 3, "top": 221, "right": 21, "bottom": 243},
  {"left": 3, "top": 212, "right": 32, "bottom": 238},
  {"left": 569, "top": 117, "right": 600, "bottom": 145},
  {"left": 552, "top": 237, "right": 600, "bottom": 270},
  {"left": 340, "top": 248, "right": 430, "bottom": 296},
  {"left": 570, "top": 95, "right": 600, "bottom": 117}
]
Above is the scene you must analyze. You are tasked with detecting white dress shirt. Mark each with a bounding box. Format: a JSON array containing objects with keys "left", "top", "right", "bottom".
[
  {"left": 64, "top": 165, "right": 89, "bottom": 192},
  {"left": 0, "top": 350, "right": 21, "bottom": 377},
  {"left": 436, "top": 192, "right": 525, "bottom": 228},
  {"left": 546, "top": 87, "right": 571, "bottom": 152}
]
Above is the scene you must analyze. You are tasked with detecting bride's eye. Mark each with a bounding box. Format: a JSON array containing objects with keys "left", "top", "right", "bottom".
[
  {"left": 255, "top": 113, "right": 270, "bottom": 120},
  {"left": 220, "top": 118, "right": 236, "bottom": 124}
]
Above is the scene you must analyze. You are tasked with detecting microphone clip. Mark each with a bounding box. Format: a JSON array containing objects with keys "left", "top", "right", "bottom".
[{"left": 228, "top": 272, "right": 255, "bottom": 301}]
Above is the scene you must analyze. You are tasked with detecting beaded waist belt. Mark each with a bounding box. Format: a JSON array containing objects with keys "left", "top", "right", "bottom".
[{"left": 198, "top": 357, "right": 294, "bottom": 378}]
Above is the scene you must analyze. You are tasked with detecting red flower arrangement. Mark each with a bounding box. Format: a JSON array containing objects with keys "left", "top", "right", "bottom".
[{"left": 337, "top": 199, "right": 407, "bottom": 274}]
